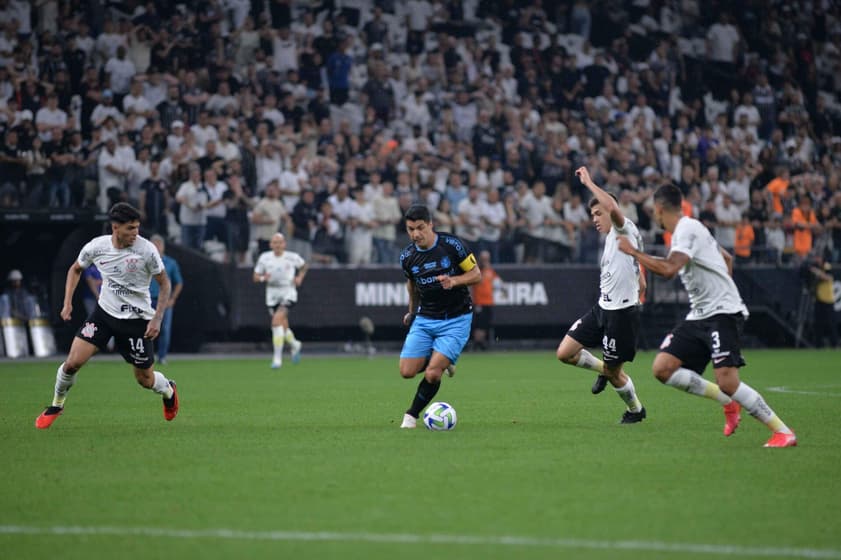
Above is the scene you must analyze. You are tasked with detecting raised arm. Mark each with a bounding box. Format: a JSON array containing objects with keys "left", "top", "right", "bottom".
[{"left": 575, "top": 166, "right": 624, "bottom": 228}]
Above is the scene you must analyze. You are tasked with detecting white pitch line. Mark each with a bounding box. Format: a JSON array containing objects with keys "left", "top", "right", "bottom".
[
  {"left": 1, "top": 525, "right": 840, "bottom": 559},
  {"left": 767, "top": 386, "right": 841, "bottom": 397}
]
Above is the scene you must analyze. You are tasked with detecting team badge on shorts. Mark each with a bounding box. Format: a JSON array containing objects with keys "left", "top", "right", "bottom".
[{"left": 81, "top": 322, "right": 97, "bottom": 338}]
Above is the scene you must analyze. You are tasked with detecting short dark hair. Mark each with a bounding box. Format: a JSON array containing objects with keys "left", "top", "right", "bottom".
[
  {"left": 588, "top": 192, "right": 618, "bottom": 209},
  {"left": 108, "top": 202, "right": 141, "bottom": 224},
  {"left": 653, "top": 183, "right": 683, "bottom": 212},
  {"left": 404, "top": 204, "right": 431, "bottom": 222}
]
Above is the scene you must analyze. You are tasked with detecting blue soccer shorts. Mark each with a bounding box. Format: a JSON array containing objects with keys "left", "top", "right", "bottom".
[{"left": 400, "top": 313, "right": 472, "bottom": 364}]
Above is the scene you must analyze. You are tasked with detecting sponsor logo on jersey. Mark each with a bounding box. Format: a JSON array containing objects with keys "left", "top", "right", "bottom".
[
  {"left": 120, "top": 304, "right": 145, "bottom": 315},
  {"left": 107, "top": 279, "right": 133, "bottom": 296}
]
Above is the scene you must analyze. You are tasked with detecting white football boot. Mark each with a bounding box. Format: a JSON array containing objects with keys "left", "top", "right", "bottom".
[{"left": 400, "top": 413, "right": 417, "bottom": 429}]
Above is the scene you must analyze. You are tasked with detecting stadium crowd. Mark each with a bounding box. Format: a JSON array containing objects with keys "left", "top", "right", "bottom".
[{"left": 0, "top": 0, "right": 840, "bottom": 266}]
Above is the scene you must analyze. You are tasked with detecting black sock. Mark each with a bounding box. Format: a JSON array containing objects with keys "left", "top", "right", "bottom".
[{"left": 407, "top": 378, "right": 441, "bottom": 418}]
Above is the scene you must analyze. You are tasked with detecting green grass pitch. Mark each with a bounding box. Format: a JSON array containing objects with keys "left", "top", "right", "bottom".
[{"left": 1, "top": 349, "right": 840, "bottom": 560}]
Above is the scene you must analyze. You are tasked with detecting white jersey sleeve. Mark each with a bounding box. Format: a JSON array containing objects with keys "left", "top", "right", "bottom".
[
  {"left": 669, "top": 217, "right": 748, "bottom": 320},
  {"left": 599, "top": 217, "right": 643, "bottom": 310}
]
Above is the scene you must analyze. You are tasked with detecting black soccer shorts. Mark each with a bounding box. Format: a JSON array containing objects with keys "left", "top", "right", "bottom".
[
  {"left": 658, "top": 313, "right": 746, "bottom": 374},
  {"left": 76, "top": 305, "right": 155, "bottom": 369},
  {"left": 566, "top": 304, "right": 640, "bottom": 365}
]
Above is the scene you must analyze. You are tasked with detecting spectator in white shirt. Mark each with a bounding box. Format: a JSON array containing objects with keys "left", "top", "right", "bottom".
[
  {"left": 166, "top": 120, "right": 186, "bottom": 153},
  {"left": 73, "top": 22, "right": 95, "bottom": 62},
  {"left": 456, "top": 186, "right": 483, "bottom": 243},
  {"left": 402, "top": 87, "right": 432, "bottom": 135},
  {"left": 95, "top": 19, "right": 127, "bottom": 66},
  {"left": 726, "top": 166, "right": 751, "bottom": 212},
  {"left": 90, "top": 89, "right": 124, "bottom": 128},
  {"left": 406, "top": 0, "right": 433, "bottom": 32},
  {"left": 215, "top": 125, "right": 241, "bottom": 163},
  {"left": 706, "top": 13, "right": 740, "bottom": 64},
  {"left": 734, "top": 92, "right": 761, "bottom": 132},
  {"left": 97, "top": 137, "right": 129, "bottom": 212},
  {"left": 714, "top": 194, "right": 741, "bottom": 252},
  {"left": 141, "top": 69, "right": 168, "bottom": 108},
  {"left": 104, "top": 45, "right": 136, "bottom": 95},
  {"left": 175, "top": 165, "right": 209, "bottom": 251},
  {"left": 272, "top": 27, "right": 298, "bottom": 75},
  {"left": 202, "top": 167, "right": 230, "bottom": 261},
  {"left": 345, "top": 189, "right": 376, "bottom": 265},
  {"left": 480, "top": 187, "right": 506, "bottom": 263},
  {"left": 122, "top": 79, "right": 154, "bottom": 118},
  {"left": 519, "top": 181, "right": 553, "bottom": 263},
  {"left": 190, "top": 110, "right": 219, "bottom": 150},
  {"left": 260, "top": 94, "right": 285, "bottom": 128},
  {"left": 328, "top": 183, "right": 355, "bottom": 229},
  {"left": 256, "top": 140, "right": 283, "bottom": 192},
  {"left": 563, "top": 192, "right": 591, "bottom": 259},
  {"left": 206, "top": 81, "right": 239, "bottom": 115},
  {"left": 35, "top": 93, "right": 68, "bottom": 136},
  {"left": 371, "top": 181, "right": 401, "bottom": 263}
]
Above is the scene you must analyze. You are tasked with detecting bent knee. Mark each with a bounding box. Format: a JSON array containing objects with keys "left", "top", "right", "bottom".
[
  {"left": 399, "top": 366, "right": 417, "bottom": 379},
  {"left": 557, "top": 350, "right": 577, "bottom": 364},
  {"left": 63, "top": 362, "right": 82, "bottom": 375},
  {"left": 651, "top": 362, "right": 675, "bottom": 383}
]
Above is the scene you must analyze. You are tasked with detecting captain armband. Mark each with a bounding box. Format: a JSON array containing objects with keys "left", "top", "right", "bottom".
[{"left": 458, "top": 253, "right": 477, "bottom": 272}]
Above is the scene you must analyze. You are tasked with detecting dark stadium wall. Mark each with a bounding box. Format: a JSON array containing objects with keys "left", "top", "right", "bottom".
[{"left": 49, "top": 222, "right": 109, "bottom": 349}]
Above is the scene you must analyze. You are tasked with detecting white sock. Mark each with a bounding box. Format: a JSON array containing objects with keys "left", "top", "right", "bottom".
[
  {"left": 151, "top": 371, "right": 174, "bottom": 399},
  {"left": 615, "top": 377, "right": 643, "bottom": 412},
  {"left": 731, "top": 382, "right": 792, "bottom": 433},
  {"left": 665, "top": 368, "right": 732, "bottom": 405},
  {"left": 284, "top": 328, "right": 298, "bottom": 345},
  {"left": 272, "top": 326, "right": 285, "bottom": 361},
  {"left": 52, "top": 363, "right": 75, "bottom": 407},
  {"left": 576, "top": 349, "right": 605, "bottom": 373}
]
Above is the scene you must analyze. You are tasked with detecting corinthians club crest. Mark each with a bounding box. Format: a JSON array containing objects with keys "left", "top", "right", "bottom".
[{"left": 80, "top": 322, "right": 97, "bottom": 338}]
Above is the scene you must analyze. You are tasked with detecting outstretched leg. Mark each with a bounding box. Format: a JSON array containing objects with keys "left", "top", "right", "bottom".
[
  {"left": 35, "top": 337, "right": 97, "bottom": 429},
  {"left": 714, "top": 366, "right": 796, "bottom": 447}
]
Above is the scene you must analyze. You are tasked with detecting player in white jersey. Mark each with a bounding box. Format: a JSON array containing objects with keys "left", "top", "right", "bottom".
[
  {"left": 253, "top": 233, "right": 308, "bottom": 368},
  {"left": 556, "top": 167, "right": 647, "bottom": 423},
  {"left": 617, "top": 183, "right": 796, "bottom": 447},
  {"left": 35, "top": 203, "right": 179, "bottom": 429}
]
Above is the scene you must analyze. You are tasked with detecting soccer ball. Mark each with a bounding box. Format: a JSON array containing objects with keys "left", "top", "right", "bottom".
[{"left": 423, "top": 402, "right": 457, "bottom": 431}]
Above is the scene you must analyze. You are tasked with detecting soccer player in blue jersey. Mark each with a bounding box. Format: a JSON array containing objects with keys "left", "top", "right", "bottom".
[{"left": 398, "top": 205, "right": 482, "bottom": 428}]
